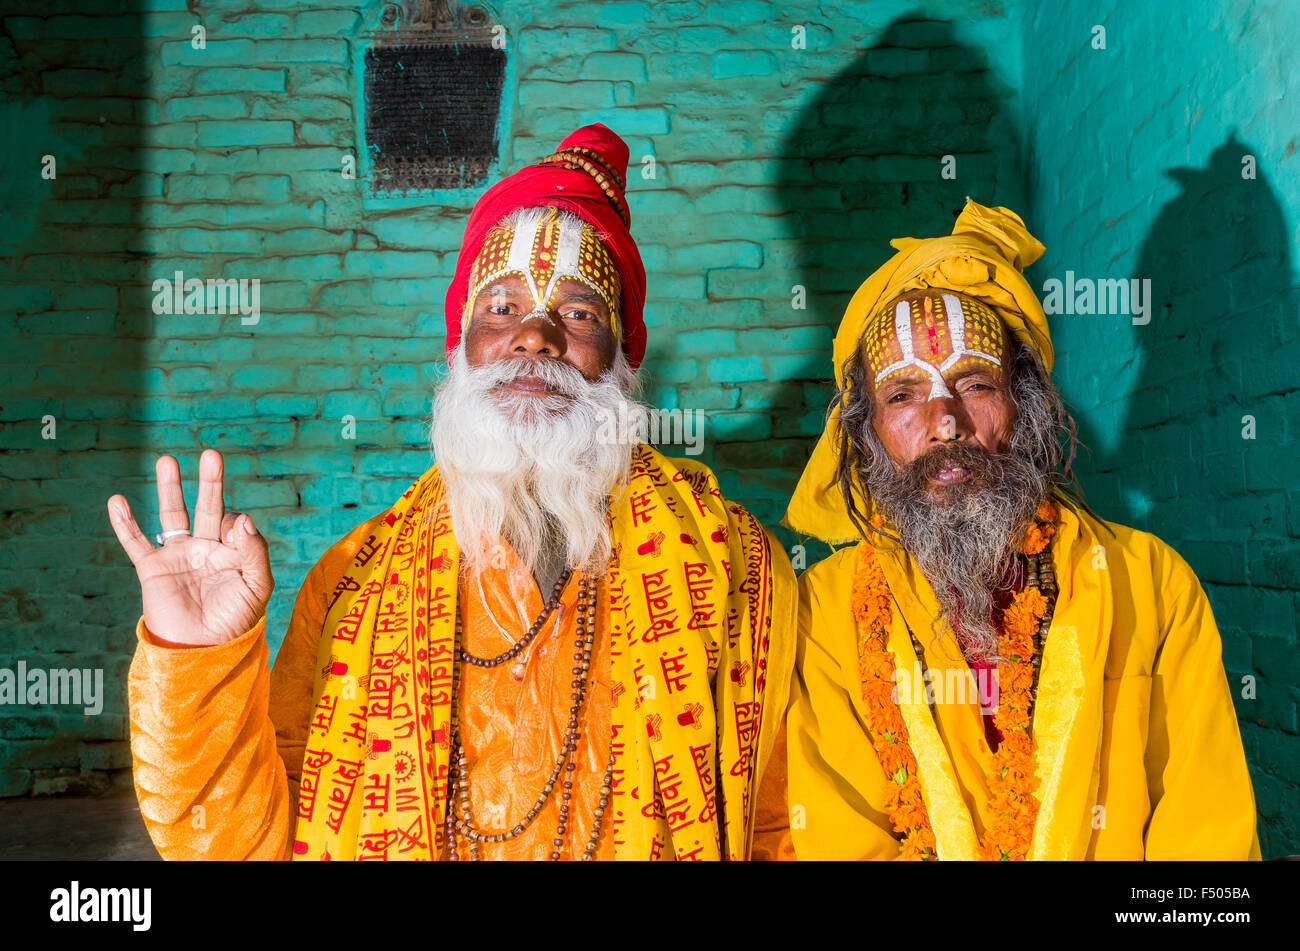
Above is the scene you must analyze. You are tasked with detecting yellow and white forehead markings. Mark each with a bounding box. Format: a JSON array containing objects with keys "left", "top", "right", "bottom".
[
  {"left": 503, "top": 207, "right": 547, "bottom": 305},
  {"left": 466, "top": 208, "right": 619, "bottom": 337},
  {"left": 865, "top": 293, "right": 1005, "bottom": 401}
]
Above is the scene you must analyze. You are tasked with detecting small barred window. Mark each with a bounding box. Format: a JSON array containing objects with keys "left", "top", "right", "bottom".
[{"left": 363, "top": 1, "right": 505, "bottom": 194}]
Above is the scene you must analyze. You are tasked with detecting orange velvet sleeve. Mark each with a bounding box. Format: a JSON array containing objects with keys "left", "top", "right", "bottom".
[{"left": 127, "top": 517, "right": 380, "bottom": 860}]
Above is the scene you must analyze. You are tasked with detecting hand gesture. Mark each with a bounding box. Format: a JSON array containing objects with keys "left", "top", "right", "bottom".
[{"left": 107, "top": 449, "right": 274, "bottom": 647}]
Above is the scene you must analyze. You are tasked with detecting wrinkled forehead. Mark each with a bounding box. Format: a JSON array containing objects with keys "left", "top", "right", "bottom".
[{"left": 862, "top": 290, "right": 1007, "bottom": 385}]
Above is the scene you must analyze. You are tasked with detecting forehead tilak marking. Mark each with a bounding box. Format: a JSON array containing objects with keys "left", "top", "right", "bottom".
[
  {"left": 871, "top": 294, "right": 1003, "bottom": 401},
  {"left": 465, "top": 210, "right": 620, "bottom": 337},
  {"left": 542, "top": 212, "right": 585, "bottom": 303},
  {"left": 505, "top": 210, "right": 545, "bottom": 305},
  {"left": 937, "top": 293, "right": 1002, "bottom": 374}
]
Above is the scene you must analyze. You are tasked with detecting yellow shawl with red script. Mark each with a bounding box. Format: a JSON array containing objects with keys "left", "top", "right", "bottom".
[{"left": 290, "top": 444, "right": 796, "bottom": 860}]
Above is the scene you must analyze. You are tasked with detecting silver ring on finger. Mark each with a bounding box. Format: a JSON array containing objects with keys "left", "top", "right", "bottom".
[{"left": 156, "top": 529, "right": 191, "bottom": 545}]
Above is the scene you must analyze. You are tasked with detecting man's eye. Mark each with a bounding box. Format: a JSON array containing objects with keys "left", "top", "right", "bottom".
[
  {"left": 564, "top": 309, "right": 595, "bottom": 321},
  {"left": 887, "top": 391, "right": 911, "bottom": 404},
  {"left": 486, "top": 303, "right": 513, "bottom": 315}
]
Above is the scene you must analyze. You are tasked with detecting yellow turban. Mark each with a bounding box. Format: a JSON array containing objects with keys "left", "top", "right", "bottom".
[{"left": 783, "top": 198, "right": 1052, "bottom": 544}]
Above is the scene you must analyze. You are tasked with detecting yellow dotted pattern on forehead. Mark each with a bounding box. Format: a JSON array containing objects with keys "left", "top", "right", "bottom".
[
  {"left": 468, "top": 224, "right": 516, "bottom": 295},
  {"left": 864, "top": 292, "right": 1005, "bottom": 385},
  {"left": 577, "top": 226, "right": 620, "bottom": 316},
  {"left": 466, "top": 208, "right": 620, "bottom": 338}
]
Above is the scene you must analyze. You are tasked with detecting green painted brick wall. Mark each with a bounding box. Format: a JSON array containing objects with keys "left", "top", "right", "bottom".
[
  {"left": 1, "top": 0, "right": 1296, "bottom": 856},
  {"left": 1021, "top": 0, "right": 1300, "bottom": 858}
]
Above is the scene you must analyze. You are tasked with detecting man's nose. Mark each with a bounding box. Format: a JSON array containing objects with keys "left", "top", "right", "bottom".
[
  {"left": 508, "top": 313, "right": 565, "bottom": 357},
  {"left": 925, "top": 396, "right": 968, "bottom": 442}
]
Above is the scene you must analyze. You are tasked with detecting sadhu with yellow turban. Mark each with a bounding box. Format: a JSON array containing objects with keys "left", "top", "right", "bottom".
[
  {"left": 754, "top": 199, "right": 1258, "bottom": 860},
  {"left": 113, "top": 125, "right": 796, "bottom": 861}
]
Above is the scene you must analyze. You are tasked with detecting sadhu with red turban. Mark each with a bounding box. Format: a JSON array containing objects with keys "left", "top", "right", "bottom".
[{"left": 112, "top": 125, "right": 796, "bottom": 861}]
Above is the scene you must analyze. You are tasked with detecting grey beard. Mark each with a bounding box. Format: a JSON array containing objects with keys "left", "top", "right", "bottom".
[{"left": 862, "top": 440, "right": 1050, "bottom": 663}]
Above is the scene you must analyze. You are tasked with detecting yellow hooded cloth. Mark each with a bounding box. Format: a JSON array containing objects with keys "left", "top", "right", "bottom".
[{"left": 783, "top": 198, "right": 1051, "bottom": 544}]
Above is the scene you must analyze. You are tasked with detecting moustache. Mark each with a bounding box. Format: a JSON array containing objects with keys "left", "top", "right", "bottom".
[
  {"left": 907, "top": 442, "right": 1000, "bottom": 488},
  {"left": 469, "top": 356, "right": 588, "bottom": 397}
]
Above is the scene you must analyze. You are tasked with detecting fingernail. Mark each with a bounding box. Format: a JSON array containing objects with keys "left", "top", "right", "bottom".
[{"left": 244, "top": 517, "right": 257, "bottom": 535}]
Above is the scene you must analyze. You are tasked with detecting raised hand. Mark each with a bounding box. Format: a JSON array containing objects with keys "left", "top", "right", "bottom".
[{"left": 107, "top": 449, "right": 274, "bottom": 647}]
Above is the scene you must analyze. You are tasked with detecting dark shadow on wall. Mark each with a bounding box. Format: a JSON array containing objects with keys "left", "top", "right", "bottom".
[
  {"left": 0, "top": 5, "right": 148, "bottom": 810},
  {"left": 1072, "top": 132, "right": 1299, "bottom": 857},
  {"left": 759, "top": 10, "right": 1028, "bottom": 556},
  {"left": 1075, "top": 134, "right": 1295, "bottom": 526}
]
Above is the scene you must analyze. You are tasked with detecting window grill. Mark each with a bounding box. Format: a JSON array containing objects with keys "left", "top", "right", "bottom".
[{"left": 363, "top": 1, "right": 505, "bottom": 193}]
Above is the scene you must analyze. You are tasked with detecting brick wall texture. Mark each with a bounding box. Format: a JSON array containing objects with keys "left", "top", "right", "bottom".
[{"left": 1, "top": 0, "right": 1296, "bottom": 855}]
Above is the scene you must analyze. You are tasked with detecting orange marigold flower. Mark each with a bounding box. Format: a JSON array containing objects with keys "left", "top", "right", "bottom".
[
  {"left": 1017, "top": 501, "right": 1059, "bottom": 555},
  {"left": 899, "top": 834, "right": 925, "bottom": 860},
  {"left": 998, "top": 708, "right": 1030, "bottom": 733},
  {"left": 879, "top": 746, "right": 907, "bottom": 775},
  {"left": 1001, "top": 731, "right": 1034, "bottom": 758},
  {"left": 861, "top": 652, "right": 896, "bottom": 682},
  {"left": 894, "top": 802, "right": 929, "bottom": 830},
  {"left": 1001, "top": 616, "right": 1035, "bottom": 643},
  {"left": 1018, "top": 527, "right": 1046, "bottom": 555},
  {"left": 862, "top": 683, "right": 898, "bottom": 714},
  {"left": 852, "top": 527, "right": 1045, "bottom": 863},
  {"left": 899, "top": 826, "right": 937, "bottom": 860},
  {"left": 1005, "top": 660, "right": 1035, "bottom": 685},
  {"left": 898, "top": 779, "right": 925, "bottom": 804},
  {"left": 1009, "top": 588, "right": 1047, "bottom": 620}
]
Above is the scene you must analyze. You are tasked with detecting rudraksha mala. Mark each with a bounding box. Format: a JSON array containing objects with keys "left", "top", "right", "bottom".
[{"left": 445, "top": 569, "right": 614, "bottom": 860}]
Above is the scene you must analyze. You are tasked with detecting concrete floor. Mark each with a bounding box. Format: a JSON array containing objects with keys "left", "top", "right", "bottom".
[{"left": 0, "top": 790, "right": 160, "bottom": 860}]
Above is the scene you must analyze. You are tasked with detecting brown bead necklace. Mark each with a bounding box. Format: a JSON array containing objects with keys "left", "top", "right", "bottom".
[
  {"left": 445, "top": 571, "right": 614, "bottom": 860},
  {"left": 458, "top": 567, "right": 572, "bottom": 681},
  {"left": 1022, "top": 546, "right": 1058, "bottom": 721},
  {"left": 538, "top": 147, "right": 631, "bottom": 226}
]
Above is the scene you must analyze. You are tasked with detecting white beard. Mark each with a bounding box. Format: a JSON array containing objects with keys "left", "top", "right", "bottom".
[{"left": 430, "top": 345, "right": 647, "bottom": 583}]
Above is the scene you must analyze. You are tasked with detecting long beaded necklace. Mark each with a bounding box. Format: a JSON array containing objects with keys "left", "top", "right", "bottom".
[
  {"left": 460, "top": 568, "right": 572, "bottom": 681},
  {"left": 1022, "top": 546, "right": 1057, "bottom": 721},
  {"left": 445, "top": 569, "right": 615, "bottom": 861}
]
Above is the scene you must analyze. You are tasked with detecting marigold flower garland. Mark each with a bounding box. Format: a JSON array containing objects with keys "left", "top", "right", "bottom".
[{"left": 852, "top": 499, "right": 1059, "bottom": 861}]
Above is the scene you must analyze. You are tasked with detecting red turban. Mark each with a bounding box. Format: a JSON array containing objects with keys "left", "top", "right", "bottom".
[{"left": 443, "top": 124, "right": 648, "bottom": 369}]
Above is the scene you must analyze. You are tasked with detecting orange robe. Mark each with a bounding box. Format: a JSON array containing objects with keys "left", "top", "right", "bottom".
[
  {"left": 128, "top": 514, "right": 620, "bottom": 860},
  {"left": 451, "top": 559, "right": 617, "bottom": 859},
  {"left": 129, "top": 454, "right": 796, "bottom": 860}
]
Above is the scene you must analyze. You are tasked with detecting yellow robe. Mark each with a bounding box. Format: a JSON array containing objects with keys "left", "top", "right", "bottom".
[{"left": 782, "top": 498, "right": 1260, "bottom": 859}]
